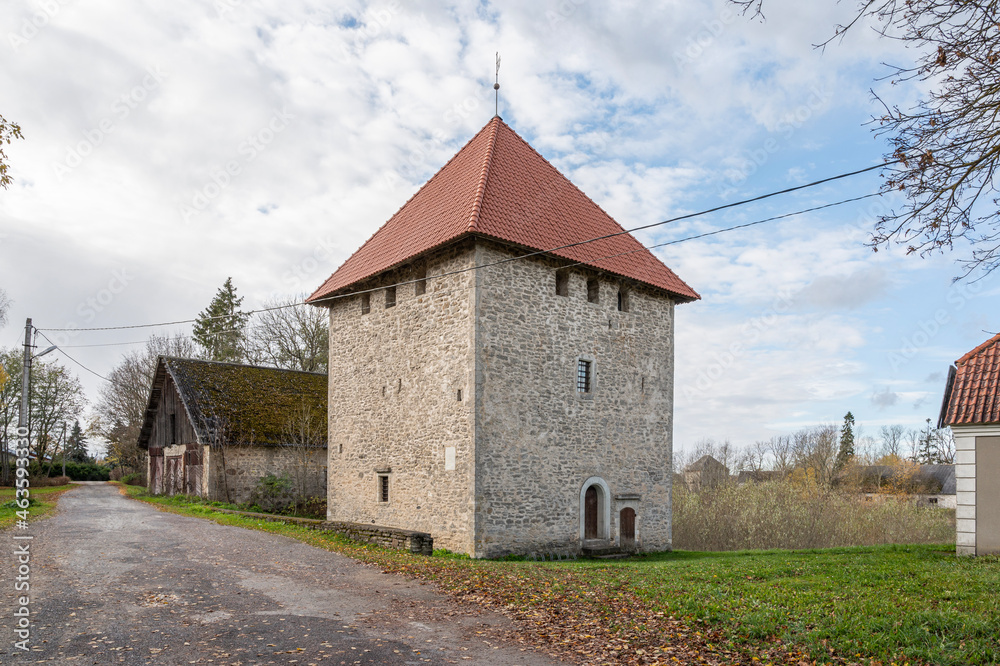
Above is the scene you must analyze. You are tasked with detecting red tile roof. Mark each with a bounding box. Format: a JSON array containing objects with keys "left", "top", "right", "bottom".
[
  {"left": 942, "top": 332, "right": 1000, "bottom": 426},
  {"left": 307, "top": 117, "right": 699, "bottom": 303}
]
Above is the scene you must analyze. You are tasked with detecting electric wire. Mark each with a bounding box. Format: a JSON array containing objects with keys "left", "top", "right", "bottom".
[{"left": 36, "top": 163, "right": 888, "bottom": 334}]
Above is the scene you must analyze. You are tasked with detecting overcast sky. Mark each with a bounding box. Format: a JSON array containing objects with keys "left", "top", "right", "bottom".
[{"left": 1, "top": 0, "right": 996, "bottom": 454}]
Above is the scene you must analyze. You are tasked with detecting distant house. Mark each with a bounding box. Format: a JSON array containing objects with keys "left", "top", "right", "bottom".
[
  {"left": 939, "top": 332, "right": 1000, "bottom": 556},
  {"left": 849, "top": 464, "right": 956, "bottom": 509},
  {"left": 684, "top": 455, "right": 729, "bottom": 492},
  {"left": 137, "top": 356, "right": 328, "bottom": 504}
]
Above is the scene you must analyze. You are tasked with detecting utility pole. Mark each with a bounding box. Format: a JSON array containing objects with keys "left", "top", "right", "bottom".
[
  {"left": 61, "top": 422, "right": 67, "bottom": 478},
  {"left": 18, "top": 318, "right": 31, "bottom": 433}
]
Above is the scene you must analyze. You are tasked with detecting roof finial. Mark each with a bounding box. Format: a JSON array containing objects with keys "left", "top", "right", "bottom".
[{"left": 494, "top": 52, "right": 501, "bottom": 118}]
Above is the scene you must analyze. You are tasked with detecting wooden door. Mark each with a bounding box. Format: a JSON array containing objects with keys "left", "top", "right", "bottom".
[
  {"left": 184, "top": 445, "right": 203, "bottom": 496},
  {"left": 585, "top": 486, "right": 598, "bottom": 539},
  {"left": 165, "top": 456, "right": 182, "bottom": 495},
  {"left": 149, "top": 448, "right": 164, "bottom": 494},
  {"left": 620, "top": 508, "right": 636, "bottom": 548}
]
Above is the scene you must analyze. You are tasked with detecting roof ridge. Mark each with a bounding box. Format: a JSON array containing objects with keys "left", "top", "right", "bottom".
[
  {"left": 307, "top": 121, "right": 500, "bottom": 303},
  {"left": 957, "top": 331, "right": 1000, "bottom": 365},
  {"left": 159, "top": 355, "right": 328, "bottom": 377},
  {"left": 467, "top": 116, "right": 502, "bottom": 232}
]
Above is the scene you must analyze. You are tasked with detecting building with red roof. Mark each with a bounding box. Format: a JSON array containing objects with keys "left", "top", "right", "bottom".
[
  {"left": 310, "top": 116, "right": 697, "bottom": 557},
  {"left": 939, "top": 331, "right": 1000, "bottom": 555}
]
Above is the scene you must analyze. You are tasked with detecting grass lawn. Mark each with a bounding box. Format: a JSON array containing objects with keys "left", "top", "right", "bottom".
[
  {"left": 117, "top": 483, "right": 1000, "bottom": 666},
  {"left": 0, "top": 483, "right": 79, "bottom": 530}
]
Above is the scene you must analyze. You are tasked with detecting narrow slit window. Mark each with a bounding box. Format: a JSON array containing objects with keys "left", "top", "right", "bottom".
[
  {"left": 587, "top": 278, "right": 599, "bottom": 303},
  {"left": 170, "top": 414, "right": 177, "bottom": 445},
  {"left": 555, "top": 270, "right": 569, "bottom": 297},
  {"left": 378, "top": 475, "right": 390, "bottom": 503},
  {"left": 415, "top": 264, "right": 427, "bottom": 296},
  {"left": 361, "top": 293, "right": 371, "bottom": 315},
  {"left": 457, "top": 389, "right": 463, "bottom": 401},
  {"left": 577, "top": 359, "right": 593, "bottom": 394},
  {"left": 385, "top": 286, "right": 396, "bottom": 308},
  {"left": 617, "top": 289, "right": 629, "bottom": 312}
]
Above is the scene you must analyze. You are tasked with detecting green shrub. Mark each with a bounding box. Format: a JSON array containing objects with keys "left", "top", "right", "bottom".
[
  {"left": 120, "top": 472, "right": 145, "bottom": 486},
  {"left": 28, "top": 461, "right": 110, "bottom": 482},
  {"left": 249, "top": 473, "right": 294, "bottom": 513}
]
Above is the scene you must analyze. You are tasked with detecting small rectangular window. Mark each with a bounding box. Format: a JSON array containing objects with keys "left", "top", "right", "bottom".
[
  {"left": 577, "top": 360, "right": 592, "bottom": 393},
  {"left": 587, "top": 278, "right": 599, "bottom": 303},
  {"left": 170, "top": 414, "right": 177, "bottom": 445},
  {"left": 378, "top": 475, "right": 390, "bottom": 503},
  {"left": 415, "top": 264, "right": 427, "bottom": 296},
  {"left": 617, "top": 289, "right": 629, "bottom": 312},
  {"left": 361, "top": 293, "right": 371, "bottom": 315},
  {"left": 457, "top": 389, "right": 463, "bottom": 401},
  {"left": 385, "top": 286, "right": 396, "bottom": 308},
  {"left": 555, "top": 270, "right": 569, "bottom": 297}
]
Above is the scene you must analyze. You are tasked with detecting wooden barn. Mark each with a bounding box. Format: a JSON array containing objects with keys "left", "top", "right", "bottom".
[
  {"left": 939, "top": 332, "right": 1000, "bottom": 556},
  {"left": 137, "top": 356, "right": 328, "bottom": 504}
]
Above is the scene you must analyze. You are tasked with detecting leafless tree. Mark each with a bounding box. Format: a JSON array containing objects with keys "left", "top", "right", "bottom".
[
  {"left": 29, "top": 359, "right": 85, "bottom": 463},
  {"left": 768, "top": 434, "right": 794, "bottom": 475},
  {"left": 245, "top": 297, "right": 328, "bottom": 372},
  {"left": 95, "top": 334, "right": 195, "bottom": 475},
  {"left": 0, "top": 289, "right": 10, "bottom": 328},
  {"left": 879, "top": 424, "right": 906, "bottom": 459},
  {"left": 734, "top": 0, "right": 1000, "bottom": 277},
  {"left": 281, "top": 401, "right": 326, "bottom": 507}
]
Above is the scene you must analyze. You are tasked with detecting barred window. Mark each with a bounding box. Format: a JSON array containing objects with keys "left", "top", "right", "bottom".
[
  {"left": 378, "top": 475, "right": 390, "bottom": 503},
  {"left": 577, "top": 359, "right": 593, "bottom": 394}
]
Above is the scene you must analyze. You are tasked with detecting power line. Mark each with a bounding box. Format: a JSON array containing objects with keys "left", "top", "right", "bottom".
[
  {"left": 35, "top": 331, "right": 115, "bottom": 384},
  {"left": 36, "top": 161, "right": 889, "bottom": 333},
  {"left": 557, "top": 192, "right": 883, "bottom": 273}
]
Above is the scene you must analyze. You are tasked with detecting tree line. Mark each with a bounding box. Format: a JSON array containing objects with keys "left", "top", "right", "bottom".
[
  {"left": 676, "top": 412, "right": 956, "bottom": 485},
  {"left": 0, "top": 279, "right": 327, "bottom": 481}
]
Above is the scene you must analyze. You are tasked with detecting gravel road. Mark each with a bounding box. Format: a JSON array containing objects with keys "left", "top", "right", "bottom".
[{"left": 0, "top": 483, "right": 559, "bottom": 665}]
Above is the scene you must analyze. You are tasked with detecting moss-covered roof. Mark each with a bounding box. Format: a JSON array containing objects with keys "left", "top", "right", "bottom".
[{"left": 138, "top": 356, "right": 327, "bottom": 448}]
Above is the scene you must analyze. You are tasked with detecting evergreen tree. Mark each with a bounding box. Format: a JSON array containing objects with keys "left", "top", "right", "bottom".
[
  {"left": 65, "top": 420, "right": 91, "bottom": 463},
  {"left": 835, "top": 411, "right": 855, "bottom": 473},
  {"left": 917, "top": 418, "right": 940, "bottom": 465},
  {"left": 192, "top": 278, "right": 248, "bottom": 363}
]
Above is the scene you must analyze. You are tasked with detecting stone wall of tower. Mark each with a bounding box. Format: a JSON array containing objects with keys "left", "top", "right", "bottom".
[
  {"left": 472, "top": 241, "right": 676, "bottom": 558},
  {"left": 325, "top": 241, "right": 478, "bottom": 555}
]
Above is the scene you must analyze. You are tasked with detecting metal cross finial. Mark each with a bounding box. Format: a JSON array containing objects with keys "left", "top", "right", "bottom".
[{"left": 494, "top": 52, "right": 501, "bottom": 117}]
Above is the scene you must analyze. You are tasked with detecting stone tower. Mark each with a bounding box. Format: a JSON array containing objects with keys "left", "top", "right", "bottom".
[{"left": 308, "top": 117, "right": 698, "bottom": 558}]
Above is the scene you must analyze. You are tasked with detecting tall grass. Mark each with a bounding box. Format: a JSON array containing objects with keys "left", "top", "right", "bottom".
[{"left": 672, "top": 479, "right": 954, "bottom": 551}]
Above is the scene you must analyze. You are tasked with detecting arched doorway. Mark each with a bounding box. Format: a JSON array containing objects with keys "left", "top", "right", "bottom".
[
  {"left": 620, "top": 508, "right": 636, "bottom": 549},
  {"left": 585, "top": 486, "right": 599, "bottom": 538},
  {"left": 579, "top": 477, "right": 611, "bottom": 542}
]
